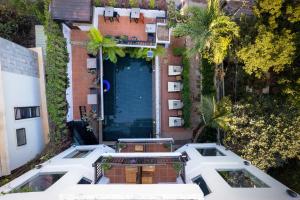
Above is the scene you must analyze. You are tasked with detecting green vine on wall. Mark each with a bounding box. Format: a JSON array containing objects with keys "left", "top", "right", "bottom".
[{"left": 44, "top": 0, "right": 69, "bottom": 142}]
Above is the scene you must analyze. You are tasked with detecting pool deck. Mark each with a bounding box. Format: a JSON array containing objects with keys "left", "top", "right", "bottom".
[
  {"left": 71, "top": 30, "right": 93, "bottom": 120},
  {"left": 159, "top": 37, "right": 193, "bottom": 141}
]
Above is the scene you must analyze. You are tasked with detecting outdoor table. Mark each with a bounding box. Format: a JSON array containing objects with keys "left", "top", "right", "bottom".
[{"left": 145, "top": 24, "right": 156, "bottom": 33}]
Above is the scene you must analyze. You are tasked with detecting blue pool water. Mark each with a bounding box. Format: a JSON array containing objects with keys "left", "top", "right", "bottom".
[{"left": 103, "top": 56, "right": 153, "bottom": 141}]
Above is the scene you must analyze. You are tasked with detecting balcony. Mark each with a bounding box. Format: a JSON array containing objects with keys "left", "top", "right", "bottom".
[{"left": 93, "top": 153, "right": 186, "bottom": 184}]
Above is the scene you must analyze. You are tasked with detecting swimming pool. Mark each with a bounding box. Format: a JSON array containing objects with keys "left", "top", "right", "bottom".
[{"left": 103, "top": 56, "right": 153, "bottom": 141}]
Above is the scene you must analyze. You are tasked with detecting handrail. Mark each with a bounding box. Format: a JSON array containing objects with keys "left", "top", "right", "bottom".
[{"left": 117, "top": 39, "right": 156, "bottom": 47}]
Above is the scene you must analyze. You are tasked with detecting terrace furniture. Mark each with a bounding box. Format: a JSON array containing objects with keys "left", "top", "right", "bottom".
[
  {"left": 169, "top": 117, "right": 184, "bottom": 127},
  {"left": 176, "top": 75, "right": 182, "bottom": 81},
  {"left": 145, "top": 24, "right": 156, "bottom": 33},
  {"left": 104, "top": 7, "right": 114, "bottom": 22},
  {"left": 168, "top": 65, "right": 183, "bottom": 76},
  {"left": 142, "top": 166, "right": 155, "bottom": 184},
  {"left": 87, "top": 94, "right": 97, "bottom": 105},
  {"left": 125, "top": 166, "right": 138, "bottom": 183},
  {"left": 130, "top": 8, "right": 140, "bottom": 23},
  {"left": 113, "top": 11, "right": 120, "bottom": 22},
  {"left": 177, "top": 110, "right": 183, "bottom": 116},
  {"left": 168, "top": 82, "right": 183, "bottom": 92},
  {"left": 87, "top": 58, "right": 97, "bottom": 69},
  {"left": 168, "top": 100, "right": 183, "bottom": 110}
]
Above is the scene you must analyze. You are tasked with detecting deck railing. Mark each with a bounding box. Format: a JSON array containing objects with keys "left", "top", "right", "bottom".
[
  {"left": 117, "top": 39, "right": 156, "bottom": 47},
  {"left": 92, "top": 156, "right": 103, "bottom": 183}
]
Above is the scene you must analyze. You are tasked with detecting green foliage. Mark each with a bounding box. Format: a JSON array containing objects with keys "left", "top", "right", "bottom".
[
  {"left": 108, "top": 0, "right": 117, "bottom": 7},
  {"left": 237, "top": 25, "right": 296, "bottom": 78},
  {"left": 224, "top": 96, "right": 300, "bottom": 170},
  {"left": 172, "top": 47, "right": 185, "bottom": 57},
  {"left": 201, "top": 58, "right": 215, "bottom": 95},
  {"left": 94, "top": 0, "right": 101, "bottom": 7},
  {"left": 101, "top": 163, "right": 112, "bottom": 172},
  {"left": 126, "top": 46, "right": 165, "bottom": 61},
  {"left": 172, "top": 163, "right": 182, "bottom": 174},
  {"left": 173, "top": 1, "right": 239, "bottom": 64},
  {"left": 129, "top": 0, "right": 139, "bottom": 7},
  {"left": 9, "top": 186, "right": 34, "bottom": 193},
  {"left": 182, "top": 53, "right": 192, "bottom": 128},
  {"left": 87, "top": 28, "right": 125, "bottom": 63},
  {"left": 286, "top": 5, "right": 300, "bottom": 23},
  {"left": 44, "top": 0, "right": 69, "bottom": 142},
  {"left": 149, "top": 0, "right": 155, "bottom": 9},
  {"left": 167, "top": 0, "right": 188, "bottom": 28}
]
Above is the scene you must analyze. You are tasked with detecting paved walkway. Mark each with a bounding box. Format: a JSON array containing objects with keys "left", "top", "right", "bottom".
[{"left": 160, "top": 37, "right": 193, "bottom": 141}]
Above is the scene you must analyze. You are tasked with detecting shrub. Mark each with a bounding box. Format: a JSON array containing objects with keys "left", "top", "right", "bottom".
[
  {"left": 129, "top": 0, "right": 139, "bottom": 7},
  {"left": 172, "top": 47, "right": 185, "bottom": 57},
  {"left": 44, "top": 1, "right": 69, "bottom": 142},
  {"left": 182, "top": 52, "right": 191, "bottom": 128},
  {"left": 108, "top": 0, "right": 117, "bottom": 7},
  {"left": 201, "top": 58, "right": 215, "bottom": 96},
  {"left": 149, "top": 0, "right": 155, "bottom": 9},
  {"left": 94, "top": 0, "right": 101, "bottom": 6}
]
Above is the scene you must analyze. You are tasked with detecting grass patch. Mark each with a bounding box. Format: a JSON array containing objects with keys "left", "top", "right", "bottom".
[{"left": 182, "top": 52, "right": 191, "bottom": 128}]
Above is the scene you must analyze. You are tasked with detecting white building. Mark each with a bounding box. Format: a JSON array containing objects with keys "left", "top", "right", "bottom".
[
  {"left": 0, "top": 141, "right": 298, "bottom": 200},
  {"left": 0, "top": 38, "right": 49, "bottom": 177}
]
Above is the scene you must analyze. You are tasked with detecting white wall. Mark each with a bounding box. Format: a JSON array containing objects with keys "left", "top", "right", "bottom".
[{"left": 2, "top": 71, "right": 45, "bottom": 171}]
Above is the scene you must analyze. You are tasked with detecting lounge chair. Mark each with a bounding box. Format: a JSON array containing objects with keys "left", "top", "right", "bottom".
[
  {"left": 168, "top": 65, "right": 183, "bottom": 76},
  {"left": 87, "top": 94, "right": 97, "bottom": 105},
  {"left": 169, "top": 117, "right": 184, "bottom": 127},
  {"left": 168, "top": 100, "right": 183, "bottom": 110},
  {"left": 168, "top": 82, "right": 183, "bottom": 92}
]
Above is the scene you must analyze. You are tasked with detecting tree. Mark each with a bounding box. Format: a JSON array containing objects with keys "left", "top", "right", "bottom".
[
  {"left": 173, "top": 1, "right": 239, "bottom": 64},
  {"left": 224, "top": 96, "right": 300, "bottom": 170},
  {"left": 193, "top": 95, "right": 231, "bottom": 143},
  {"left": 237, "top": 25, "right": 296, "bottom": 78},
  {"left": 87, "top": 28, "right": 125, "bottom": 63}
]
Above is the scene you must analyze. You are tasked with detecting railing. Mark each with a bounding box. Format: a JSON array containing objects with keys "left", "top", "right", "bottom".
[
  {"left": 92, "top": 157, "right": 103, "bottom": 183},
  {"left": 117, "top": 39, "right": 156, "bottom": 47},
  {"left": 156, "top": 16, "right": 167, "bottom": 24}
]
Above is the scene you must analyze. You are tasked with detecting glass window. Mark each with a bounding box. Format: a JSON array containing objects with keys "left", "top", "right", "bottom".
[
  {"left": 217, "top": 169, "right": 269, "bottom": 188},
  {"left": 16, "top": 128, "right": 26, "bottom": 146},
  {"left": 193, "top": 175, "right": 211, "bottom": 196},
  {"left": 64, "top": 150, "right": 92, "bottom": 158},
  {"left": 197, "top": 148, "right": 225, "bottom": 156},
  {"left": 15, "top": 107, "right": 40, "bottom": 120},
  {"left": 11, "top": 172, "right": 66, "bottom": 193},
  {"left": 78, "top": 177, "right": 92, "bottom": 184}
]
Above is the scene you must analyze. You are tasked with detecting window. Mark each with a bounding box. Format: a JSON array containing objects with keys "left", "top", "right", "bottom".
[
  {"left": 193, "top": 176, "right": 211, "bottom": 196},
  {"left": 197, "top": 148, "right": 225, "bottom": 156},
  {"left": 78, "top": 177, "right": 92, "bottom": 184},
  {"left": 64, "top": 150, "right": 93, "bottom": 158},
  {"left": 15, "top": 107, "right": 40, "bottom": 120},
  {"left": 16, "top": 128, "right": 26, "bottom": 146},
  {"left": 217, "top": 169, "right": 269, "bottom": 188},
  {"left": 11, "top": 172, "right": 66, "bottom": 193}
]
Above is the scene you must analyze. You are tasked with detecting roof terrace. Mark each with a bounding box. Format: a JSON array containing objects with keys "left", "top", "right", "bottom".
[{"left": 93, "top": 152, "right": 186, "bottom": 184}]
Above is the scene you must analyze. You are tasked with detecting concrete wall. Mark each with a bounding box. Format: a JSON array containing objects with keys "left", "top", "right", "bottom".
[{"left": 0, "top": 38, "right": 46, "bottom": 174}]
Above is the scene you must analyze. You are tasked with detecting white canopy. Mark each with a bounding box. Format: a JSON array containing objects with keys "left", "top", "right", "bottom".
[
  {"left": 168, "top": 100, "right": 183, "bottom": 110},
  {"left": 168, "top": 82, "right": 182, "bottom": 92},
  {"left": 168, "top": 65, "right": 183, "bottom": 76}
]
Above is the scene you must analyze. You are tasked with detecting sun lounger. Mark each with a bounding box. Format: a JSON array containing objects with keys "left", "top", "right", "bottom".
[
  {"left": 168, "top": 100, "right": 183, "bottom": 110},
  {"left": 169, "top": 117, "right": 184, "bottom": 127},
  {"left": 168, "top": 65, "right": 183, "bottom": 76},
  {"left": 168, "top": 82, "right": 183, "bottom": 92}
]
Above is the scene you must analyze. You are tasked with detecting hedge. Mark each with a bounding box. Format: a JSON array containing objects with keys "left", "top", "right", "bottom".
[
  {"left": 44, "top": 2, "right": 69, "bottom": 142},
  {"left": 182, "top": 52, "right": 191, "bottom": 128},
  {"left": 201, "top": 58, "right": 215, "bottom": 96}
]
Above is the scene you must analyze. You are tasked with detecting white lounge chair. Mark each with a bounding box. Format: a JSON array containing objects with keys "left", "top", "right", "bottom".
[
  {"left": 168, "top": 65, "right": 183, "bottom": 76},
  {"left": 169, "top": 117, "right": 184, "bottom": 127},
  {"left": 168, "top": 82, "right": 183, "bottom": 92},
  {"left": 87, "top": 94, "right": 97, "bottom": 105},
  {"left": 168, "top": 100, "right": 183, "bottom": 110}
]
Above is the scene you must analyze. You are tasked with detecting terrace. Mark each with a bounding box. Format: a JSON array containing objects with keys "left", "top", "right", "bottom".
[
  {"left": 116, "top": 138, "right": 174, "bottom": 152},
  {"left": 93, "top": 153, "right": 186, "bottom": 184},
  {"left": 94, "top": 7, "right": 170, "bottom": 47}
]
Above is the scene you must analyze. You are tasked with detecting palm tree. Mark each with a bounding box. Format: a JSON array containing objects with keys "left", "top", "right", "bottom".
[
  {"left": 193, "top": 95, "right": 231, "bottom": 143},
  {"left": 87, "top": 28, "right": 125, "bottom": 63},
  {"left": 173, "top": 0, "right": 239, "bottom": 63}
]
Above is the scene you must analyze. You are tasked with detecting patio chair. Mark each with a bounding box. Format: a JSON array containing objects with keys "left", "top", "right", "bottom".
[
  {"left": 168, "top": 82, "right": 183, "bottom": 92},
  {"left": 113, "top": 11, "right": 120, "bottom": 22},
  {"left": 125, "top": 166, "right": 138, "bottom": 183},
  {"left": 168, "top": 100, "right": 183, "bottom": 110},
  {"left": 168, "top": 65, "right": 183, "bottom": 76},
  {"left": 169, "top": 117, "right": 184, "bottom": 127}
]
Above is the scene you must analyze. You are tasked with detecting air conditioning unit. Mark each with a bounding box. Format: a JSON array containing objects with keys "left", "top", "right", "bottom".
[{"left": 87, "top": 58, "right": 97, "bottom": 69}]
